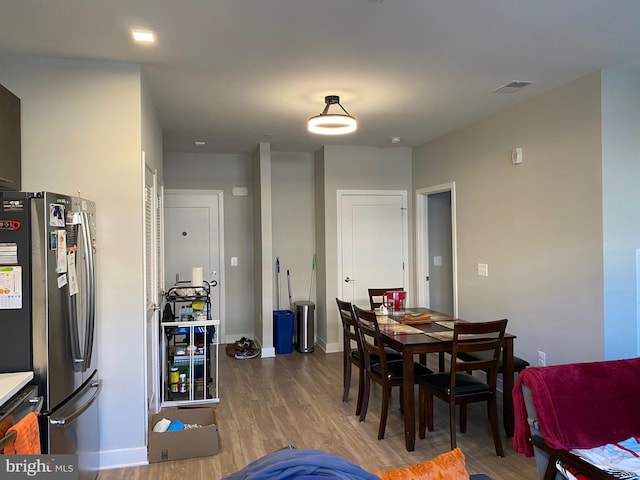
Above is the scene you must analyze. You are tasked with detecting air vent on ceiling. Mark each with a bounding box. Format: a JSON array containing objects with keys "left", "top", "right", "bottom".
[{"left": 492, "top": 81, "right": 534, "bottom": 94}]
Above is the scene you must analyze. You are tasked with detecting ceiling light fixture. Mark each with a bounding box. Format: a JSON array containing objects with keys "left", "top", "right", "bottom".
[
  {"left": 308, "top": 95, "right": 357, "bottom": 135},
  {"left": 131, "top": 29, "right": 155, "bottom": 44}
]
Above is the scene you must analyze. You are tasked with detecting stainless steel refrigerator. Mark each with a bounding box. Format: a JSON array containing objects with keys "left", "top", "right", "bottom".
[{"left": 0, "top": 191, "right": 101, "bottom": 480}]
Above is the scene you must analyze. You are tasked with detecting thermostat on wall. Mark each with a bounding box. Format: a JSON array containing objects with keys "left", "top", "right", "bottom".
[{"left": 232, "top": 187, "right": 248, "bottom": 197}]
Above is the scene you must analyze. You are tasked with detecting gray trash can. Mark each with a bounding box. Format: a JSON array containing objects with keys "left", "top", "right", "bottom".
[{"left": 294, "top": 301, "right": 315, "bottom": 353}]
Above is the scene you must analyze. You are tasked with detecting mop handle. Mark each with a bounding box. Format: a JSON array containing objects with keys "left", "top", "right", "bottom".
[
  {"left": 276, "top": 257, "right": 280, "bottom": 310},
  {"left": 308, "top": 254, "right": 316, "bottom": 302},
  {"left": 287, "top": 269, "right": 292, "bottom": 311}
]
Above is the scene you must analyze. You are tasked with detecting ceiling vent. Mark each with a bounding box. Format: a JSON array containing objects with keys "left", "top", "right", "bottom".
[{"left": 492, "top": 81, "right": 534, "bottom": 94}]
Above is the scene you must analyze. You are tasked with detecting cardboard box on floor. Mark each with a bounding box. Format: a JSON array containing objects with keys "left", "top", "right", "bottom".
[{"left": 149, "top": 406, "right": 219, "bottom": 463}]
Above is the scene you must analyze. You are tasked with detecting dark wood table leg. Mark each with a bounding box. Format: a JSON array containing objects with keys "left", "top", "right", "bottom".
[
  {"left": 403, "top": 347, "right": 416, "bottom": 451},
  {"left": 502, "top": 337, "right": 515, "bottom": 437}
]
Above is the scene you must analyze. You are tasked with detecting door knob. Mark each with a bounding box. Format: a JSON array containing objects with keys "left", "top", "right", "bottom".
[{"left": 344, "top": 277, "right": 356, "bottom": 283}]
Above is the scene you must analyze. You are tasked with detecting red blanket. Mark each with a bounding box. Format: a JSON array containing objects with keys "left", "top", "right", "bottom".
[{"left": 513, "top": 358, "right": 640, "bottom": 457}]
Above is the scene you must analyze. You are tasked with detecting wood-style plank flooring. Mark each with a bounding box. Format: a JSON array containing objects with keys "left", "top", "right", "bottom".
[{"left": 98, "top": 349, "right": 538, "bottom": 479}]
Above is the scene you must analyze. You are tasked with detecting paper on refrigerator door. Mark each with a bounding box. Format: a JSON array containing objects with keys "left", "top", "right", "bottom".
[
  {"left": 56, "top": 230, "right": 67, "bottom": 273},
  {"left": 0, "top": 266, "right": 22, "bottom": 309},
  {"left": 67, "top": 252, "right": 79, "bottom": 296}
]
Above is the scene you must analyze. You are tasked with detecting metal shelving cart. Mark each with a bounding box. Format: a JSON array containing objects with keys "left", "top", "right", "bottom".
[{"left": 161, "top": 281, "right": 219, "bottom": 405}]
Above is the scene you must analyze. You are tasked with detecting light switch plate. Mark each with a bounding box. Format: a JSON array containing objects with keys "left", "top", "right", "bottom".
[
  {"left": 478, "top": 263, "right": 488, "bottom": 277},
  {"left": 232, "top": 187, "right": 248, "bottom": 197},
  {"left": 433, "top": 256, "right": 442, "bottom": 266},
  {"left": 512, "top": 147, "right": 523, "bottom": 164},
  {"left": 231, "top": 257, "right": 238, "bottom": 266}
]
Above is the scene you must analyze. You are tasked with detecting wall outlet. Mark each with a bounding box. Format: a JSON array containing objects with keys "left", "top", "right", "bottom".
[{"left": 538, "top": 350, "right": 546, "bottom": 366}]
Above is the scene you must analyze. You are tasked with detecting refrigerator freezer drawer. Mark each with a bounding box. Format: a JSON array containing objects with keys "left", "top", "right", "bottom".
[{"left": 43, "top": 374, "right": 101, "bottom": 480}]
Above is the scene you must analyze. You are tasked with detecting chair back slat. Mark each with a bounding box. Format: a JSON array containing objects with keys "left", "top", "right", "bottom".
[
  {"left": 336, "top": 298, "right": 359, "bottom": 353},
  {"left": 451, "top": 319, "right": 508, "bottom": 390},
  {"left": 352, "top": 305, "right": 387, "bottom": 374}
]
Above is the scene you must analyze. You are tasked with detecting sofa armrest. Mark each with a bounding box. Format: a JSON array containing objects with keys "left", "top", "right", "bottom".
[{"left": 530, "top": 435, "right": 621, "bottom": 480}]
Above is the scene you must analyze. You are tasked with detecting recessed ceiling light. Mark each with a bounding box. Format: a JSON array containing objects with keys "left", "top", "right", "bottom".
[
  {"left": 194, "top": 141, "right": 206, "bottom": 147},
  {"left": 131, "top": 30, "right": 155, "bottom": 44}
]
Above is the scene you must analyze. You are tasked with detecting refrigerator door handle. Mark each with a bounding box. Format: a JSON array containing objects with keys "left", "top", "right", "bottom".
[
  {"left": 68, "top": 211, "right": 96, "bottom": 371},
  {"left": 80, "top": 211, "right": 96, "bottom": 370},
  {"left": 49, "top": 380, "right": 102, "bottom": 426}
]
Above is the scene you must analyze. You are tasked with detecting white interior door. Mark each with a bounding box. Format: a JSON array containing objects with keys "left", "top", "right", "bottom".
[
  {"left": 338, "top": 191, "right": 409, "bottom": 309},
  {"left": 164, "top": 190, "right": 224, "bottom": 341}
]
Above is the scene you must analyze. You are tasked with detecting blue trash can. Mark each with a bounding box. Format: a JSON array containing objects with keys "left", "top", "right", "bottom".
[{"left": 273, "top": 310, "right": 294, "bottom": 354}]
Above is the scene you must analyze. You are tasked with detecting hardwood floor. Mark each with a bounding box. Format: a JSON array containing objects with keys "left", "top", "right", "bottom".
[{"left": 98, "top": 349, "right": 538, "bottom": 479}]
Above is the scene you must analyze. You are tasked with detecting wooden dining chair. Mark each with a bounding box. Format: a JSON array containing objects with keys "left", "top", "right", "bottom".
[
  {"left": 352, "top": 305, "right": 433, "bottom": 440},
  {"left": 367, "top": 288, "right": 403, "bottom": 310},
  {"left": 417, "top": 319, "right": 507, "bottom": 457},
  {"left": 336, "top": 298, "right": 403, "bottom": 416},
  {"left": 336, "top": 298, "right": 366, "bottom": 415}
]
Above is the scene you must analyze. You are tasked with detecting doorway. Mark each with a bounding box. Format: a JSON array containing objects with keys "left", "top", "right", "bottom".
[
  {"left": 164, "top": 189, "right": 225, "bottom": 342},
  {"left": 416, "top": 183, "right": 458, "bottom": 317},
  {"left": 338, "top": 190, "right": 409, "bottom": 309}
]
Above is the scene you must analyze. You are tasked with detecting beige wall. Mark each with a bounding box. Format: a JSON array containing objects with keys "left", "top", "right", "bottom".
[
  {"left": 316, "top": 145, "right": 413, "bottom": 351},
  {"left": 413, "top": 72, "right": 605, "bottom": 366},
  {"left": 141, "top": 76, "right": 163, "bottom": 181},
  {"left": 271, "top": 151, "right": 316, "bottom": 310},
  {"left": 164, "top": 149, "right": 316, "bottom": 352},
  {"left": 0, "top": 54, "right": 151, "bottom": 466},
  {"left": 164, "top": 152, "right": 255, "bottom": 341}
]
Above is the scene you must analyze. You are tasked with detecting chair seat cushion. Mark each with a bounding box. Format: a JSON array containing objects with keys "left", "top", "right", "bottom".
[
  {"left": 372, "top": 360, "right": 433, "bottom": 381},
  {"left": 418, "top": 372, "right": 490, "bottom": 395}
]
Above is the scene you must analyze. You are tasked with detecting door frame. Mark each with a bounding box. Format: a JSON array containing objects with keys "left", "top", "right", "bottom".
[
  {"left": 415, "top": 182, "right": 459, "bottom": 317},
  {"left": 164, "top": 189, "right": 226, "bottom": 343}
]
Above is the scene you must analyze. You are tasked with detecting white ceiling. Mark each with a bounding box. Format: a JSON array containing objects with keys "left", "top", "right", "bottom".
[{"left": 1, "top": 0, "right": 640, "bottom": 154}]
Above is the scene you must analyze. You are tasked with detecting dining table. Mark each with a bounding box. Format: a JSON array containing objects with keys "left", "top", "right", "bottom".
[{"left": 376, "top": 308, "right": 516, "bottom": 452}]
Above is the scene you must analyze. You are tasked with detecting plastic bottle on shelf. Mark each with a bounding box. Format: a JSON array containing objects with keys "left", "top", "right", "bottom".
[{"left": 170, "top": 367, "right": 179, "bottom": 393}]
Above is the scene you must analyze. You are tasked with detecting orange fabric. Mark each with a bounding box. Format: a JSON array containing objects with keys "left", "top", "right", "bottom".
[
  {"left": 3, "top": 412, "right": 41, "bottom": 455},
  {"left": 375, "top": 448, "right": 469, "bottom": 480},
  {"left": 0, "top": 414, "right": 14, "bottom": 439}
]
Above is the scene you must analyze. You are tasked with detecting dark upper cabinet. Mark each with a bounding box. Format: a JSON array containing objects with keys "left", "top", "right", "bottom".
[{"left": 0, "top": 83, "right": 21, "bottom": 191}]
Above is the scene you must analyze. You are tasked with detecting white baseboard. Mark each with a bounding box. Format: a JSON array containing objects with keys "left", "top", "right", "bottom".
[
  {"left": 261, "top": 346, "right": 276, "bottom": 358},
  {"left": 324, "top": 342, "right": 340, "bottom": 353},
  {"left": 100, "top": 447, "right": 148, "bottom": 470}
]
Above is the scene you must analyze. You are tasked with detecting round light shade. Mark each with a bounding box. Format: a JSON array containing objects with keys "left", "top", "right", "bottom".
[{"left": 308, "top": 114, "right": 357, "bottom": 135}]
